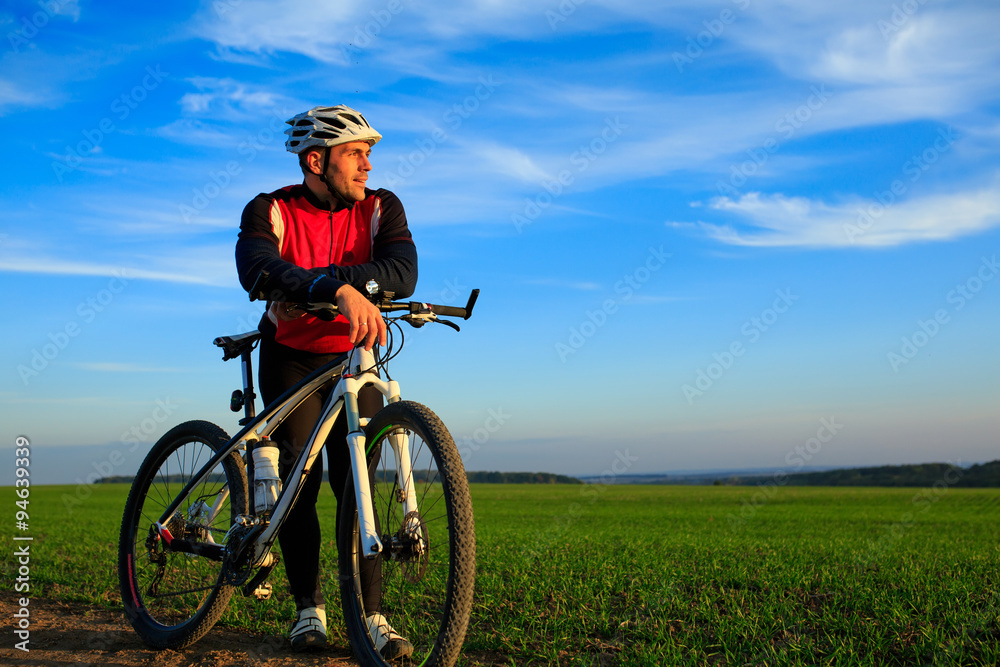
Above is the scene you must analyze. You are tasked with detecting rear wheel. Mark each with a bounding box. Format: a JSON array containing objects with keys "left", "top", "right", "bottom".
[
  {"left": 338, "top": 400, "right": 476, "bottom": 667},
  {"left": 118, "top": 420, "right": 248, "bottom": 649}
]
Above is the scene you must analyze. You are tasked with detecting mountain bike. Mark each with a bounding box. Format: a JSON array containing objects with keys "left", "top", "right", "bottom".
[{"left": 117, "top": 275, "right": 479, "bottom": 667}]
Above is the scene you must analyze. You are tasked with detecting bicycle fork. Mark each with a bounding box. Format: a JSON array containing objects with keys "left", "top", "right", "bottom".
[{"left": 342, "top": 346, "right": 417, "bottom": 559}]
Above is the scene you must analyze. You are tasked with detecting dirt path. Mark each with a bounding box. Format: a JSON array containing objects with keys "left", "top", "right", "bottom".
[
  {"left": 0, "top": 592, "right": 361, "bottom": 667},
  {"left": 0, "top": 593, "right": 506, "bottom": 666}
]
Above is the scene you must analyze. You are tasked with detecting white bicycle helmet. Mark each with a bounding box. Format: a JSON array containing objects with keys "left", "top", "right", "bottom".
[{"left": 284, "top": 105, "right": 382, "bottom": 154}]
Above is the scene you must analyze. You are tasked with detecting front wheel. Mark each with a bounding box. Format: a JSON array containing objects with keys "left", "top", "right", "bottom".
[
  {"left": 118, "top": 420, "right": 248, "bottom": 649},
  {"left": 338, "top": 400, "right": 476, "bottom": 667}
]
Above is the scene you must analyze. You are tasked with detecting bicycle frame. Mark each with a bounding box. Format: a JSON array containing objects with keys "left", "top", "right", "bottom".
[{"left": 153, "top": 344, "right": 417, "bottom": 566}]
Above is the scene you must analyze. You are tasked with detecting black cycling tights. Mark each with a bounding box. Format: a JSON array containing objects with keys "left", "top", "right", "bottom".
[{"left": 258, "top": 335, "right": 384, "bottom": 613}]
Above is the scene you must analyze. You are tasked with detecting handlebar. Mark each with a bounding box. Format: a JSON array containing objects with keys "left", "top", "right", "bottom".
[
  {"left": 248, "top": 270, "right": 480, "bottom": 323},
  {"left": 379, "top": 289, "right": 480, "bottom": 319}
]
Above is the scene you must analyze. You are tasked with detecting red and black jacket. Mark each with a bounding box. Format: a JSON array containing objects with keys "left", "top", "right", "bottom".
[{"left": 236, "top": 183, "right": 417, "bottom": 353}]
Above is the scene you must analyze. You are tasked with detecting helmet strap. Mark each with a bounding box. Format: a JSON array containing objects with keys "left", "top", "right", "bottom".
[
  {"left": 321, "top": 146, "right": 331, "bottom": 175},
  {"left": 317, "top": 147, "right": 339, "bottom": 206}
]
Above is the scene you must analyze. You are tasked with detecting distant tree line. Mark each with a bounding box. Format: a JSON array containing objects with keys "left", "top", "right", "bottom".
[
  {"left": 96, "top": 470, "right": 582, "bottom": 485},
  {"left": 465, "top": 471, "right": 582, "bottom": 484},
  {"left": 722, "top": 460, "right": 1000, "bottom": 488},
  {"left": 95, "top": 463, "right": 1000, "bottom": 488}
]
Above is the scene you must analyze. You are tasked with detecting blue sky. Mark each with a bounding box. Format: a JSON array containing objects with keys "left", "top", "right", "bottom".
[{"left": 2, "top": 0, "right": 999, "bottom": 485}]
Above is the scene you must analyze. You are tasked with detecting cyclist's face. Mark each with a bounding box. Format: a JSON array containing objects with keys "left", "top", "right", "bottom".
[{"left": 322, "top": 141, "right": 372, "bottom": 203}]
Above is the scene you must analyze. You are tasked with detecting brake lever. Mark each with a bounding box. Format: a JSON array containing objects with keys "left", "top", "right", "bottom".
[
  {"left": 401, "top": 315, "right": 427, "bottom": 328},
  {"left": 248, "top": 270, "right": 270, "bottom": 302},
  {"left": 436, "top": 319, "right": 461, "bottom": 332}
]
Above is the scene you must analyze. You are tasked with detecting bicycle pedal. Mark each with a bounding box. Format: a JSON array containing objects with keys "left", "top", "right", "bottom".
[
  {"left": 241, "top": 552, "right": 280, "bottom": 598},
  {"left": 249, "top": 581, "right": 272, "bottom": 600}
]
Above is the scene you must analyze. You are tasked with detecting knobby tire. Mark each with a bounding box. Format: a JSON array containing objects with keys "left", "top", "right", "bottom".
[{"left": 338, "top": 400, "right": 476, "bottom": 667}]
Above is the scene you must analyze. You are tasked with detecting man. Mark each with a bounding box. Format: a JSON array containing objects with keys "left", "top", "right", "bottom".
[{"left": 235, "top": 105, "right": 417, "bottom": 658}]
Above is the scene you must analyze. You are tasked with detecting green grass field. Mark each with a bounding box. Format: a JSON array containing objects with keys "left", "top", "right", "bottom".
[{"left": 3, "top": 482, "right": 998, "bottom": 665}]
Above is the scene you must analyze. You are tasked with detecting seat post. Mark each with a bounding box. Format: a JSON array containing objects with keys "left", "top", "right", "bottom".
[{"left": 240, "top": 347, "right": 257, "bottom": 425}]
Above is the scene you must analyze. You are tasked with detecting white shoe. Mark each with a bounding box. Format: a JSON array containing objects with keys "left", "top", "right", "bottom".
[
  {"left": 290, "top": 606, "right": 327, "bottom": 652},
  {"left": 366, "top": 612, "right": 414, "bottom": 659}
]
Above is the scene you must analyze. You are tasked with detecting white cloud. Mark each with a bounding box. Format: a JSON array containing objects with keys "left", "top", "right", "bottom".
[
  {"left": 187, "top": 0, "right": 1000, "bottom": 98},
  {"left": 191, "top": 0, "right": 371, "bottom": 63},
  {"left": 191, "top": 0, "right": 578, "bottom": 63},
  {"left": 0, "top": 256, "right": 204, "bottom": 283},
  {"left": 206, "top": 45, "right": 274, "bottom": 67},
  {"left": 0, "top": 245, "right": 237, "bottom": 287},
  {"left": 49, "top": 0, "right": 81, "bottom": 21},
  {"left": 0, "top": 78, "right": 43, "bottom": 114},
  {"left": 480, "top": 71, "right": 987, "bottom": 201},
  {"left": 179, "top": 77, "right": 280, "bottom": 116},
  {"left": 473, "top": 142, "right": 551, "bottom": 184},
  {"left": 149, "top": 77, "right": 297, "bottom": 149},
  {"left": 810, "top": 10, "right": 1000, "bottom": 90},
  {"left": 153, "top": 118, "right": 248, "bottom": 148},
  {"left": 86, "top": 199, "right": 238, "bottom": 232},
  {"left": 184, "top": 0, "right": 1000, "bottom": 185},
  {"left": 698, "top": 184, "right": 1000, "bottom": 247}
]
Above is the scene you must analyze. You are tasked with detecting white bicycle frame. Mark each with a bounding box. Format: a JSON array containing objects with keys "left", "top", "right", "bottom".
[{"left": 154, "top": 344, "right": 419, "bottom": 564}]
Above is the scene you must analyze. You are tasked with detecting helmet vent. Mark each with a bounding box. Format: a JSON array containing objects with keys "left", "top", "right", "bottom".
[{"left": 317, "top": 116, "right": 347, "bottom": 130}]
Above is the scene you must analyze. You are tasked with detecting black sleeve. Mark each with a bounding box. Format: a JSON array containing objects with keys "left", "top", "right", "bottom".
[
  {"left": 235, "top": 193, "right": 347, "bottom": 304},
  {"left": 329, "top": 189, "right": 418, "bottom": 299}
]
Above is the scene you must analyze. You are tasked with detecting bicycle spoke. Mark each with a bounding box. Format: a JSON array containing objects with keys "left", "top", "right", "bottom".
[{"left": 120, "top": 421, "right": 246, "bottom": 649}]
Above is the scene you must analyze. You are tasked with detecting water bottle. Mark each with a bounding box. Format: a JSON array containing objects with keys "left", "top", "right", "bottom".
[{"left": 252, "top": 438, "right": 282, "bottom": 514}]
